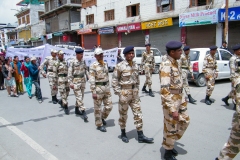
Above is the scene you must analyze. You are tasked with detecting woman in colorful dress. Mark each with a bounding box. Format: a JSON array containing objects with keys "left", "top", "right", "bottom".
[{"left": 20, "top": 56, "right": 32, "bottom": 98}]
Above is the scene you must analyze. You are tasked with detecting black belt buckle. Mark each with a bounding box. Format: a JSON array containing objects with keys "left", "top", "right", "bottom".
[{"left": 132, "top": 85, "right": 135, "bottom": 89}]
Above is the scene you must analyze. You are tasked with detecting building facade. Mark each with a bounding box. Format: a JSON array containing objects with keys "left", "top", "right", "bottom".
[{"left": 0, "top": 24, "right": 17, "bottom": 49}]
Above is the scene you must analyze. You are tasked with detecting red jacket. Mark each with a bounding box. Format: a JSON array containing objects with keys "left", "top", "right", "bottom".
[{"left": 20, "top": 62, "right": 30, "bottom": 78}]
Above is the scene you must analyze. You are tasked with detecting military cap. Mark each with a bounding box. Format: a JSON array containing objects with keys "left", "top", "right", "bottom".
[
  {"left": 31, "top": 56, "right": 36, "bottom": 61},
  {"left": 75, "top": 48, "right": 84, "bottom": 54},
  {"left": 183, "top": 46, "right": 190, "bottom": 51},
  {"left": 145, "top": 43, "right": 151, "bottom": 47},
  {"left": 58, "top": 50, "right": 65, "bottom": 55},
  {"left": 123, "top": 46, "right": 134, "bottom": 54},
  {"left": 94, "top": 48, "right": 104, "bottom": 55},
  {"left": 232, "top": 45, "right": 240, "bottom": 51},
  {"left": 210, "top": 45, "right": 218, "bottom": 50},
  {"left": 166, "top": 41, "right": 182, "bottom": 50}
]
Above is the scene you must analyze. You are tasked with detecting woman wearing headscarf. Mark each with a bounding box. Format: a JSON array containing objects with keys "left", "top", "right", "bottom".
[{"left": 21, "top": 56, "right": 32, "bottom": 98}]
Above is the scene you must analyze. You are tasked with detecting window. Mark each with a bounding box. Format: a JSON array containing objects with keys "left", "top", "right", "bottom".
[
  {"left": 38, "top": 12, "right": 44, "bottom": 20},
  {"left": 105, "top": 10, "right": 114, "bottom": 21},
  {"left": 18, "top": 18, "right": 21, "bottom": 25},
  {"left": 22, "top": 16, "right": 26, "bottom": 24},
  {"left": 152, "top": 49, "right": 161, "bottom": 56},
  {"left": 190, "top": 0, "right": 211, "bottom": 7},
  {"left": 157, "top": 0, "right": 175, "bottom": 13},
  {"left": 86, "top": 14, "right": 94, "bottom": 24},
  {"left": 82, "top": 0, "right": 97, "bottom": 8},
  {"left": 136, "top": 49, "right": 145, "bottom": 57},
  {"left": 126, "top": 3, "right": 140, "bottom": 17},
  {"left": 26, "top": 15, "right": 30, "bottom": 24},
  {"left": 220, "top": 50, "right": 232, "bottom": 61},
  {"left": 190, "top": 50, "right": 200, "bottom": 61}
]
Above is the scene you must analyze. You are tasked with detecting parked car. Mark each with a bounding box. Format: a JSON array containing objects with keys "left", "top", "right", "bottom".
[
  {"left": 119, "top": 47, "right": 162, "bottom": 74},
  {"left": 188, "top": 48, "right": 232, "bottom": 87}
]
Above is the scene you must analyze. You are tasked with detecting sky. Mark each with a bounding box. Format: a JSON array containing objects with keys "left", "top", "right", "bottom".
[{"left": 0, "top": 0, "right": 23, "bottom": 25}]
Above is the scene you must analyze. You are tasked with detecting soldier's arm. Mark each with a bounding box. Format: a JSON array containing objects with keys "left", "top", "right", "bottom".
[
  {"left": 84, "top": 61, "right": 89, "bottom": 80},
  {"left": 160, "top": 63, "right": 177, "bottom": 113},
  {"left": 89, "top": 65, "right": 96, "bottom": 94},
  {"left": 140, "top": 52, "right": 145, "bottom": 70},
  {"left": 68, "top": 61, "right": 74, "bottom": 85},
  {"left": 215, "top": 60, "right": 219, "bottom": 73},
  {"left": 152, "top": 52, "right": 155, "bottom": 69},
  {"left": 136, "top": 67, "right": 140, "bottom": 90},
  {"left": 202, "top": 56, "right": 208, "bottom": 74},
  {"left": 39, "top": 58, "right": 48, "bottom": 75},
  {"left": 229, "top": 58, "right": 236, "bottom": 79},
  {"left": 111, "top": 65, "right": 121, "bottom": 95}
]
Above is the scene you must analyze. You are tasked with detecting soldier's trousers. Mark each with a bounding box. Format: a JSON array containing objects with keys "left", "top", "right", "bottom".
[
  {"left": 144, "top": 65, "right": 153, "bottom": 89},
  {"left": 73, "top": 82, "right": 86, "bottom": 111},
  {"left": 94, "top": 84, "right": 113, "bottom": 126},
  {"left": 118, "top": 88, "right": 143, "bottom": 131},
  {"left": 182, "top": 69, "right": 190, "bottom": 95},
  {"left": 48, "top": 75, "right": 58, "bottom": 96},
  {"left": 205, "top": 71, "right": 216, "bottom": 96},
  {"left": 218, "top": 112, "right": 240, "bottom": 160},
  {"left": 58, "top": 81, "right": 70, "bottom": 106},
  {"left": 162, "top": 94, "right": 190, "bottom": 150}
]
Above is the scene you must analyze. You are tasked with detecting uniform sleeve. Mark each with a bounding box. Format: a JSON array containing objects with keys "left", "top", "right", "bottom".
[
  {"left": 136, "top": 67, "right": 140, "bottom": 90},
  {"left": 215, "top": 59, "right": 219, "bottom": 73},
  {"left": 160, "top": 63, "right": 177, "bottom": 113},
  {"left": 140, "top": 52, "right": 145, "bottom": 69},
  {"left": 202, "top": 56, "right": 208, "bottom": 74},
  {"left": 39, "top": 58, "right": 48, "bottom": 75},
  {"left": 152, "top": 52, "right": 155, "bottom": 69},
  {"left": 230, "top": 57, "right": 236, "bottom": 79},
  {"left": 111, "top": 65, "right": 121, "bottom": 95},
  {"left": 188, "top": 57, "right": 193, "bottom": 73},
  {"left": 84, "top": 61, "right": 89, "bottom": 80},
  {"left": 89, "top": 65, "right": 96, "bottom": 94},
  {"left": 68, "top": 61, "right": 73, "bottom": 84}
]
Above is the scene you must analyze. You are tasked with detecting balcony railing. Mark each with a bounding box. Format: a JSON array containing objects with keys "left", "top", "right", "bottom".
[{"left": 82, "top": 0, "right": 96, "bottom": 8}]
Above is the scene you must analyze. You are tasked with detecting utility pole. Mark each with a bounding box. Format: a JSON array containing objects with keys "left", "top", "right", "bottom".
[{"left": 224, "top": 0, "right": 229, "bottom": 42}]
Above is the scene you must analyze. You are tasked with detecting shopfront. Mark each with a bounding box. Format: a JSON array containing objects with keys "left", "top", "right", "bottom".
[
  {"left": 99, "top": 27, "right": 118, "bottom": 49},
  {"left": 78, "top": 28, "right": 100, "bottom": 50}
]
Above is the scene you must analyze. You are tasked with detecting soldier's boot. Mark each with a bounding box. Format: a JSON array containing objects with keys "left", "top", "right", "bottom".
[
  {"left": 58, "top": 99, "right": 63, "bottom": 108},
  {"left": 215, "top": 158, "right": 219, "bottom": 160},
  {"left": 82, "top": 110, "right": 88, "bottom": 122},
  {"left": 137, "top": 131, "right": 154, "bottom": 143},
  {"left": 64, "top": 105, "right": 69, "bottom": 115},
  {"left": 188, "top": 94, "right": 196, "bottom": 104},
  {"left": 52, "top": 96, "right": 58, "bottom": 104},
  {"left": 172, "top": 148, "right": 178, "bottom": 156},
  {"left": 142, "top": 85, "right": 149, "bottom": 93},
  {"left": 233, "top": 103, "right": 236, "bottom": 111},
  {"left": 205, "top": 95, "right": 212, "bottom": 105},
  {"left": 222, "top": 96, "right": 229, "bottom": 106},
  {"left": 102, "top": 119, "right": 107, "bottom": 125},
  {"left": 75, "top": 107, "right": 83, "bottom": 115},
  {"left": 149, "top": 89, "right": 155, "bottom": 97},
  {"left": 121, "top": 129, "right": 129, "bottom": 143},
  {"left": 97, "top": 126, "right": 107, "bottom": 132},
  {"left": 164, "top": 150, "right": 177, "bottom": 160}
]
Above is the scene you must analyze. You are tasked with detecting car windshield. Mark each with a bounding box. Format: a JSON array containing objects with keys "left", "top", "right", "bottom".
[{"left": 189, "top": 50, "right": 200, "bottom": 61}]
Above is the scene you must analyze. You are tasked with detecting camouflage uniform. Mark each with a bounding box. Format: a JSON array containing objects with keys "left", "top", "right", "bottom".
[
  {"left": 112, "top": 60, "right": 143, "bottom": 131},
  {"left": 160, "top": 55, "right": 190, "bottom": 150},
  {"left": 40, "top": 56, "right": 58, "bottom": 96},
  {"left": 141, "top": 50, "right": 155, "bottom": 89},
  {"left": 218, "top": 54, "right": 240, "bottom": 159},
  {"left": 202, "top": 54, "right": 218, "bottom": 96},
  {"left": 179, "top": 53, "right": 192, "bottom": 95},
  {"left": 68, "top": 59, "right": 88, "bottom": 111},
  {"left": 56, "top": 58, "right": 69, "bottom": 106},
  {"left": 89, "top": 61, "right": 113, "bottom": 127}
]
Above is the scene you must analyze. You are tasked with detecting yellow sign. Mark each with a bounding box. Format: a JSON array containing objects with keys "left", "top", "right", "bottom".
[{"left": 141, "top": 18, "right": 173, "bottom": 29}]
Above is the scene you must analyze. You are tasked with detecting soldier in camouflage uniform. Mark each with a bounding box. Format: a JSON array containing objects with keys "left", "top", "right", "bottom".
[
  {"left": 202, "top": 46, "right": 219, "bottom": 105},
  {"left": 39, "top": 49, "right": 59, "bottom": 104},
  {"left": 56, "top": 50, "right": 70, "bottom": 115},
  {"left": 160, "top": 41, "right": 190, "bottom": 160},
  {"left": 179, "top": 46, "right": 196, "bottom": 104},
  {"left": 216, "top": 45, "right": 240, "bottom": 160},
  {"left": 89, "top": 48, "right": 113, "bottom": 132},
  {"left": 68, "top": 49, "right": 88, "bottom": 122},
  {"left": 141, "top": 43, "right": 155, "bottom": 97},
  {"left": 112, "top": 46, "right": 154, "bottom": 144}
]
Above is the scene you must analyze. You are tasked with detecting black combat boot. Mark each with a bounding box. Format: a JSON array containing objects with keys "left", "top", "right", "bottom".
[
  {"left": 233, "top": 103, "right": 236, "bottom": 111},
  {"left": 149, "top": 89, "right": 155, "bottom": 97},
  {"left": 82, "top": 110, "right": 88, "bottom": 122},
  {"left": 121, "top": 129, "right": 129, "bottom": 143},
  {"left": 205, "top": 95, "right": 212, "bottom": 105},
  {"left": 64, "top": 105, "right": 69, "bottom": 115},
  {"left": 188, "top": 94, "right": 196, "bottom": 104},
  {"left": 137, "top": 131, "right": 154, "bottom": 143},
  {"left": 75, "top": 107, "right": 82, "bottom": 115},
  {"left": 97, "top": 126, "right": 107, "bottom": 132},
  {"left": 102, "top": 119, "right": 107, "bottom": 125},
  {"left": 142, "top": 85, "right": 149, "bottom": 93},
  {"left": 52, "top": 96, "right": 58, "bottom": 104},
  {"left": 58, "top": 99, "right": 63, "bottom": 108},
  {"left": 222, "top": 96, "right": 229, "bottom": 106},
  {"left": 164, "top": 150, "right": 177, "bottom": 160}
]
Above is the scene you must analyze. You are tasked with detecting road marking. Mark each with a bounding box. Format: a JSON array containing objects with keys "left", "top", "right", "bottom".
[{"left": 0, "top": 117, "right": 58, "bottom": 160}]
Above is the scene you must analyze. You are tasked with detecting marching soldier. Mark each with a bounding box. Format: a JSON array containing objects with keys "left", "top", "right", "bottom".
[
  {"left": 141, "top": 43, "right": 155, "bottom": 97},
  {"left": 89, "top": 48, "right": 113, "bottom": 132},
  {"left": 39, "top": 49, "right": 59, "bottom": 104},
  {"left": 160, "top": 41, "right": 190, "bottom": 160},
  {"left": 112, "top": 46, "right": 154, "bottom": 144},
  {"left": 179, "top": 46, "right": 196, "bottom": 104},
  {"left": 68, "top": 49, "right": 88, "bottom": 122},
  {"left": 202, "top": 46, "right": 219, "bottom": 105},
  {"left": 56, "top": 50, "right": 70, "bottom": 115},
  {"left": 216, "top": 45, "right": 240, "bottom": 160}
]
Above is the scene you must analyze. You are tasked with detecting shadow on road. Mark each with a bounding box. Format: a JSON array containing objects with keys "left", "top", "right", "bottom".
[
  {"left": 159, "top": 142, "right": 187, "bottom": 159},
  {"left": 106, "top": 119, "right": 115, "bottom": 127},
  {"left": 117, "top": 129, "right": 138, "bottom": 141}
]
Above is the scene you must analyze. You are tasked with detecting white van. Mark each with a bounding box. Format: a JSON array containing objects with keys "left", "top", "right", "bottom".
[{"left": 119, "top": 47, "right": 162, "bottom": 74}]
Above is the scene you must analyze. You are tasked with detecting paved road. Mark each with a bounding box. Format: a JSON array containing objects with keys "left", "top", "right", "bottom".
[{"left": 0, "top": 73, "right": 239, "bottom": 160}]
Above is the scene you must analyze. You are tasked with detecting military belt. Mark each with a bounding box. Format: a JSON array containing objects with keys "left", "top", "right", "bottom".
[
  {"left": 95, "top": 81, "right": 109, "bottom": 86},
  {"left": 169, "top": 88, "right": 183, "bottom": 94},
  {"left": 48, "top": 69, "right": 53, "bottom": 72},
  {"left": 58, "top": 74, "right": 67, "bottom": 77},
  {"left": 121, "top": 85, "right": 135, "bottom": 89},
  {"left": 73, "top": 75, "right": 84, "bottom": 78},
  {"left": 181, "top": 67, "right": 188, "bottom": 69},
  {"left": 146, "top": 62, "right": 152, "bottom": 64}
]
